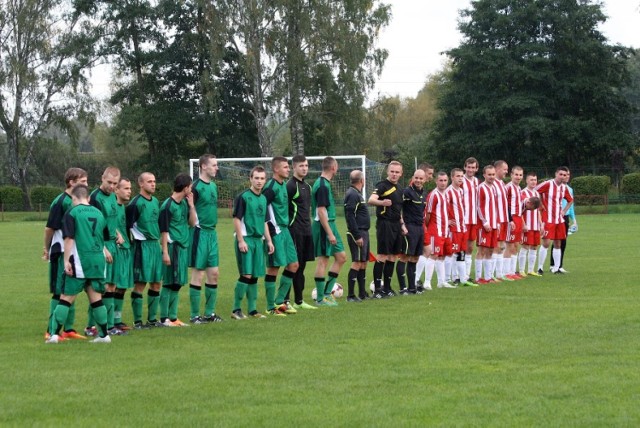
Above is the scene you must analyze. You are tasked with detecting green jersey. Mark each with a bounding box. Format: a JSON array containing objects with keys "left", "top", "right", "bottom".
[
  {"left": 233, "top": 189, "right": 267, "bottom": 238},
  {"left": 312, "top": 176, "right": 336, "bottom": 221},
  {"left": 116, "top": 203, "right": 131, "bottom": 249},
  {"left": 263, "top": 178, "right": 289, "bottom": 234},
  {"left": 159, "top": 197, "right": 190, "bottom": 248},
  {"left": 192, "top": 178, "right": 218, "bottom": 230},
  {"left": 90, "top": 188, "right": 119, "bottom": 241},
  {"left": 63, "top": 204, "right": 108, "bottom": 279},
  {"left": 46, "top": 191, "right": 72, "bottom": 255},
  {"left": 126, "top": 194, "right": 160, "bottom": 241}
]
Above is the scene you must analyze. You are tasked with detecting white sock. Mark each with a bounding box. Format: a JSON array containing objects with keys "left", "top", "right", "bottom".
[
  {"left": 475, "top": 257, "right": 483, "bottom": 281},
  {"left": 528, "top": 249, "right": 537, "bottom": 273},
  {"left": 424, "top": 258, "right": 436, "bottom": 286},
  {"left": 415, "top": 255, "right": 427, "bottom": 285},
  {"left": 456, "top": 261, "right": 467, "bottom": 283},
  {"left": 518, "top": 248, "right": 527, "bottom": 273},
  {"left": 483, "top": 259, "right": 493, "bottom": 280},
  {"left": 511, "top": 256, "right": 518, "bottom": 275},
  {"left": 465, "top": 256, "right": 473, "bottom": 277},
  {"left": 493, "top": 253, "right": 502, "bottom": 278},
  {"left": 444, "top": 256, "right": 454, "bottom": 282},
  {"left": 538, "top": 246, "right": 548, "bottom": 270},
  {"left": 551, "top": 248, "right": 561, "bottom": 272},
  {"left": 435, "top": 260, "right": 445, "bottom": 285}
]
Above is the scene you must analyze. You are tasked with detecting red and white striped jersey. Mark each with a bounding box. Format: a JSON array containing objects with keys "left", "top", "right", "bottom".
[
  {"left": 477, "top": 182, "right": 497, "bottom": 229},
  {"left": 505, "top": 181, "right": 523, "bottom": 218},
  {"left": 492, "top": 179, "right": 509, "bottom": 223},
  {"left": 462, "top": 175, "right": 478, "bottom": 225},
  {"left": 535, "top": 179, "right": 573, "bottom": 224},
  {"left": 445, "top": 185, "right": 467, "bottom": 233},
  {"left": 521, "top": 188, "right": 540, "bottom": 231},
  {"left": 426, "top": 189, "right": 449, "bottom": 237}
]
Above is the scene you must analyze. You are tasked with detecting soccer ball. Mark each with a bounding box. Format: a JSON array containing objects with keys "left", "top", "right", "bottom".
[
  {"left": 332, "top": 283, "right": 343, "bottom": 298},
  {"left": 370, "top": 281, "right": 376, "bottom": 292},
  {"left": 311, "top": 288, "right": 317, "bottom": 301}
]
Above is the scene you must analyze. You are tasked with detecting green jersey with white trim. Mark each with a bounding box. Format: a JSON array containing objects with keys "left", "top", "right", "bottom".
[
  {"left": 63, "top": 204, "right": 108, "bottom": 279},
  {"left": 90, "top": 188, "right": 119, "bottom": 241},
  {"left": 191, "top": 178, "right": 218, "bottom": 230},
  {"left": 159, "top": 197, "right": 190, "bottom": 247},
  {"left": 126, "top": 194, "right": 160, "bottom": 240}
]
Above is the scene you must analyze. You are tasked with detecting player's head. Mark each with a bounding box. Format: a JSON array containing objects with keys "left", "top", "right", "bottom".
[
  {"left": 418, "top": 162, "right": 434, "bottom": 182},
  {"left": 555, "top": 166, "right": 569, "bottom": 184},
  {"left": 292, "top": 154, "right": 308, "bottom": 179},
  {"left": 70, "top": 184, "right": 90, "bottom": 204},
  {"left": 483, "top": 165, "right": 496, "bottom": 184},
  {"left": 450, "top": 168, "right": 464, "bottom": 187},
  {"left": 412, "top": 169, "right": 426, "bottom": 189},
  {"left": 526, "top": 171, "right": 537, "bottom": 189},
  {"left": 173, "top": 173, "right": 192, "bottom": 193},
  {"left": 524, "top": 196, "right": 541, "bottom": 210},
  {"left": 436, "top": 171, "right": 448, "bottom": 190},
  {"left": 322, "top": 156, "right": 337, "bottom": 172},
  {"left": 494, "top": 160, "right": 508, "bottom": 179},
  {"left": 138, "top": 172, "right": 156, "bottom": 196},
  {"left": 101, "top": 166, "right": 121, "bottom": 194},
  {"left": 64, "top": 168, "right": 88, "bottom": 189},
  {"left": 199, "top": 154, "right": 218, "bottom": 180},
  {"left": 387, "top": 160, "right": 403, "bottom": 184},
  {"left": 116, "top": 178, "right": 132, "bottom": 203},
  {"left": 510, "top": 166, "right": 523, "bottom": 184},
  {"left": 271, "top": 156, "right": 290, "bottom": 181},
  {"left": 250, "top": 166, "right": 267, "bottom": 192},
  {"left": 350, "top": 170, "right": 364, "bottom": 187},
  {"left": 464, "top": 157, "right": 479, "bottom": 178}
]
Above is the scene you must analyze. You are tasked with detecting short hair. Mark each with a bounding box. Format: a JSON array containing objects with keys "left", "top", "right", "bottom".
[
  {"left": 199, "top": 154, "right": 216, "bottom": 170},
  {"left": 250, "top": 165, "right": 266, "bottom": 178},
  {"left": 102, "top": 166, "right": 121, "bottom": 178},
  {"left": 450, "top": 167, "right": 463, "bottom": 177},
  {"left": 173, "top": 173, "right": 192, "bottom": 192},
  {"left": 71, "top": 184, "right": 89, "bottom": 199},
  {"left": 526, "top": 196, "right": 541, "bottom": 209},
  {"left": 322, "top": 156, "right": 336, "bottom": 172},
  {"left": 494, "top": 160, "right": 507, "bottom": 168},
  {"left": 350, "top": 170, "right": 363, "bottom": 184},
  {"left": 272, "top": 156, "right": 288, "bottom": 169},
  {"left": 464, "top": 157, "right": 479, "bottom": 167},
  {"left": 483, "top": 165, "right": 495, "bottom": 173},
  {"left": 556, "top": 166, "right": 570, "bottom": 173},
  {"left": 437, "top": 170, "right": 448, "bottom": 178},
  {"left": 64, "top": 168, "right": 87, "bottom": 188},
  {"left": 511, "top": 165, "right": 523, "bottom": 173},
  {"left": 138, "top": 172, "right": 153, "bottom": 185},
  {"left": 118, "top": 177, "right": 131, "bottom": 187},
  {"left": 526, "top": 171, "right": 537, "bottom": 179},
  {"left": 418, "top": 162, "right": 434, "bottom": 171},
  {"left": 292, "top": 154, "right": 306, "bottom": 165},
  {"left": 388, "top": 160, "right": 402, "bottom": 169}
]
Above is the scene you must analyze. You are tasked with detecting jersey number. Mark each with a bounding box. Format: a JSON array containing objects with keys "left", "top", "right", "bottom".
[{"left": 88, "top": 217, "right": 98, "bottom": 234}]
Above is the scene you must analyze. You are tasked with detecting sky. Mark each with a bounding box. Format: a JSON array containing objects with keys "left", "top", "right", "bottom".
[
  {"left": 89, "top": 1, "right": 640, "bottom": 101},
  {"left": 372, "top": 0, "right": 640, "bottom": 100}
]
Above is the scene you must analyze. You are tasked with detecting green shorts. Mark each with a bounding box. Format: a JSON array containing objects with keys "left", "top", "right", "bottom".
[
  {"left": 267, "top": 228, "right": 298, "bottom": 267},
  {"left": 49, "top": 251, "right": 65, "bottom": 295},
  {"left": 235, "top": 236, "right": 266, "bottom": 278},
  {"left": 115, "top": 246, "right": 133, "bottom": 289},
  {"left": 133, "top": 240, "right": 163, "bottom": 284},
  {"left": 163, "top": 242, "right": 189, "bottom": 285},
  {"left": 62, "top": 275, "right": 105, "bottom": 296},
  {"left": 312, "top": 221, "right": 344, "bottom": 257},
  {"left": 105, "top": 241, "right": 117, "bottom": 284},
  {"left": 189, "top": 227, "right": 219, "bottom": 269}
]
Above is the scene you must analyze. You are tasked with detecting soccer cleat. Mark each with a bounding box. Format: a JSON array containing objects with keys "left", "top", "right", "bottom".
[
  {"left": 500, "top": 276, "right": 515, "bottom": 282},
  {"left": 315, "top": 298, "right": 337, "bottom": 307},
  {"left": 325, "top": 295, "right": 338, "bottom": 305},
  {"left": 45, "top": 334, "right": 61, "bottom": 344},
  {"left": 386, "top": 289, "right": 397, "bottom": 297},
  {"left": 466, "top": 281, "right": 480, "bottom": 287},
  {"left": 203, "top": 314, "right": 224, "bottom": 322},
  {"left": 44, "top": 332, "right": 50, "bottom": 340},
  {"left": 115, "top": 322, "right": 132, "bottom": 331},
  {"left": 284, "top": 303, "right": 298, "bottom": 314},
  {"left": 134, "top": 321, "right": 148, "bottom": 329},
  {"left": 91, "top": 335, "right": 112, "bottom": 344},
  {"left": 107, "top": 327, "right": 127, "bottom": 336},
  {"left": 249, "top": 311, "right": 266, "bottom": 319},
  {"left": 360, "top": 292, "right": 372, "bottom": 300},
  {"left": 506, "top": 274, "right": 521, "bottom": 281},
  {"left": 292, "top": 301, "right": 318, "bottom": 310},
  {"left": 145, "top": 320, "right": 164, "bottom": 328},
  {"left": 558, "top": 268, "right": 569, "bottom": 274},
  {"left": 372, "top": 291, "right": 386, "bottom": 299},
  {"left": 268, "top": 307, "right": 287, "bottom": 316},
  {"left": 346, "top": 296, "right": 363, "bottom": 302},
  {"left": 190, "top": 316, "right": 205, "bottom": 325},
  {"left": 60, "top": 330, "right": 87, "bottom": 340},
  {"left": 231, "top": 310, "right": 247, "bottom": 320},
  {"left": 476, "top": 278, "right": 490, "bottom": 285},
  {"left": 516, "top": 272, "right": 527, "bottom": 278},
  {"left": 537, "top": 268, "right": 544, "bottom": 275},
  {"left": 162, "top": 319, "right": 177, "bottom": 327},
  {"left": 528, "top": 271, "right": 542, "bottom": 277},
  {"left": 415, "top": 288, "right": 424, "bottom": 295},
  {"left": 84, "top": 326, "right": 98, "bottom": 337},
  {"left": 438, "top": 282, "right": 457, "bottom": 289},
  {"left": 399, "top": 288, "right": 410, "bottom": 296},
  {"left": 172, "top": 319, "right": 189, "bottom": 327}
]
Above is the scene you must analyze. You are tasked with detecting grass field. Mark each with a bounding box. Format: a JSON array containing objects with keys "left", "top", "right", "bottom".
[{"left": 1, "top": 215, "right": 639, "bottom": 426}]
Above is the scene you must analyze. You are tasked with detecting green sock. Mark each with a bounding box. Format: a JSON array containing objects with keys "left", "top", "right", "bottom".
[
  {"left": 103, "top": 292, "right": 114, "bottom": 329},
  {"left": 189, "top": 285, "right": 201, "bottom": 318},
  {"left": 204, "top": 283, "right": 217, "bottom": 316},
  {"left": 147, "top": 290, "right": 160, "bottom": 321},
  {"left": 233, "top": 279, "right": 248, "bottom": 312},
  {"left": 276, "top": 271, "right": 293, "bottom": 305},
  {"left": 86, "top": 305, "right": 94, "bottom": 328},
  {"left": 48, "top": 296, "right": 59, "bottom": 334},
  {"left": 64, "top": 301, "right": 76, "bottom": 331},
  {"left": 113, "top": 293, "right": 124, "bottom": 325},
  {"left": 91, "top": 302, "right": 108, "bottom": 338},
  {"left": 52, "top": 301, "right": 70, "bottom": 335},
  {"left": 315, "top": 277, "right": 325, "bottom": 302},
  {"left": 169, "top": 287, "right": 181, "bottom": 320},
  {"left": 247, "top": 283, "right": 258, "bottom": 313},
  {"left": 265, "top": 275, "right": 276, "bottom": 310},
  {"left": 159, "top": 286, "right": 171, "bottom": 320},
  {"left": 131, "top": 292, "right": 143, "bottom": 323},
  {"left": 325, "top": 272, "right": 338, "bottom": 296}
]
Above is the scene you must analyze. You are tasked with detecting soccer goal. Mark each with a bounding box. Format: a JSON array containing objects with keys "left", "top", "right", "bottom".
[{"left": 189, "top": 155, "right": 388, "bottom": 213}]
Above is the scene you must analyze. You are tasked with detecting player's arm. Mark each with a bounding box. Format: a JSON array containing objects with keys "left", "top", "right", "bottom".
[
  {"left": 264, "top": 222, "right": 274, "bottom": 254},
  {"left": 160, "top": 232, "right": 170, "bottom": 265},
  {"left": 186, "top": 193, "right": 197, "bottom": 227},
  {"left": 43, "top": 227, "right": 54, "bottom": 260},
  {"left": 232, "top": 217, "right": 248, "bottom": 253},
  {"left": 158, "top": 203, "right": 172, "bottom": 265},
  {"left": 368, "top": 192, "right": 391, "bottom": 207},
  {"left": 317, "top": 206, "right": 335, "bottom": 244},
  {"left": 63, "top": 237, "right": 76, "bottom": 275}
]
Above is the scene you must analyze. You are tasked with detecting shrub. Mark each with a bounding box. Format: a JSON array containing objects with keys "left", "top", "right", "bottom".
[
  {"left": 154, "top": 183, "right": 172, "bottom": 204},
  {"left": 0, "top": 186, "right": 24, "bottom": 211},
  {"left": 621, "top": 173, "right": 640, "bottom": 195},
  {"left": 571, "top": 175, "right": 610, "bottom": 195},
  {"left": 30, "top": 186, "right": 61, "bottom": 209}
]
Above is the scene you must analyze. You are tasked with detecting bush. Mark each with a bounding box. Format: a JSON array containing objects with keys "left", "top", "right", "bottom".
[
  {"left": 154, "top": 183, "right": 172, "bottom": 204},
  {"left": 621, "top": 173, "right": 640, "bottom": 195},
  {"left": 30, "top": 186, "right": 61, "bottom": 209},
  {"left": 0, "top": 186, "right": 23, "bottom": 211},
  {"left": 571, "top": 175, "right": 610, "bottom": 195}
]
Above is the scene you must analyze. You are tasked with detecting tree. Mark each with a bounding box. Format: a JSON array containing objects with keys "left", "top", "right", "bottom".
[
  {"left": 0, "top": 0, "right": 98, "bottom": 208},
  {"left": 434, "top": 0, "right": 635, "bottom": 171}
]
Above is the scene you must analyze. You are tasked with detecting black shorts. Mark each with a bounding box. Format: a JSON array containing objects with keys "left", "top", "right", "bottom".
[
  {"left": 376, "top": 220, "right": 403, "bottom": 255},
  {"left": 347, "top": 230, "right": 370, "bottom": 262},
  {"left": 291, "top": 230, "right": 315, "bottom": 263},
  {"left": 403, "top": 223, "right": 423, "bottom": 257}
]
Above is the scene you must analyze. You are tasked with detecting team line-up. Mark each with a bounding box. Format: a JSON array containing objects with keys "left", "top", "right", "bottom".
[{"left": 43, "top": 155, "right": 576, "bottom": 344}]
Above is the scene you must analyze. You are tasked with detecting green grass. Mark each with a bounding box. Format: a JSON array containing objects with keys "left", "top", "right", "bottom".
[{"left": 1, "top": 215, "right": 639, "bottom": 426}]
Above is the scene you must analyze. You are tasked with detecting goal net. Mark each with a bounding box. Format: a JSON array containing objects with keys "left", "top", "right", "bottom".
[{"left": 189, "top": 156, "right": 388, "bottom": 216}]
